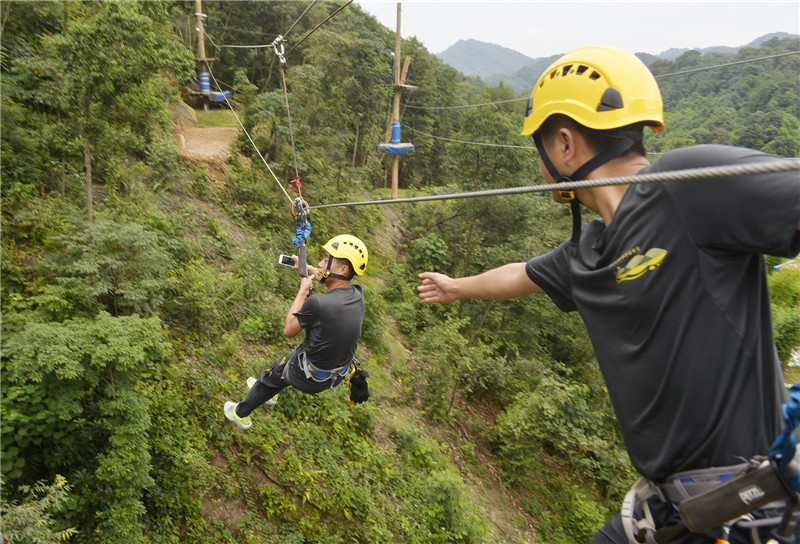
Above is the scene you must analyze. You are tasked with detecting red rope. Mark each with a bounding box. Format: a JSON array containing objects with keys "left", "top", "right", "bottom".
[{"left": 292, "top": 176, "right": 303, "bottom": 200}]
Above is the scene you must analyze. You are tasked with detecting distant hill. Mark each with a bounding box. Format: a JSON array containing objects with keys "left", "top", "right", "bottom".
[
  {"left": 436, "top": 39, "right": 538, "bottom": 78},
  {"left": 438, "top": 32, "right": 800, "bottom": 93}
]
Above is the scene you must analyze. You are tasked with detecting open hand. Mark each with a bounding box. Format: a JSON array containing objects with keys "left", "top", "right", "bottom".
[{"left": 417, "top": 272, "right": 458, "bottom": 304}]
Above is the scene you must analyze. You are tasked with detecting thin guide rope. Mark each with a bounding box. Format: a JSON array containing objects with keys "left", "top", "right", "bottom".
[{"left": 204, "top": 59, "right": 295, "bottom": 204}]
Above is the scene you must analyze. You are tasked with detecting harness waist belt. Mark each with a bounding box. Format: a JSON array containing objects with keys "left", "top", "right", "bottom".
[
  {"left": 297, "top": 352, "right": 351, "bottom": 384},
  {"left": 658, "top": 462, "right": 749, "bottom": 503}
]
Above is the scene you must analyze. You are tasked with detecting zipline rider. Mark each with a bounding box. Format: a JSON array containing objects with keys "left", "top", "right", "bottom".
[
  {"left": 225, "top": 234, "right": 369, "bottom": 430},
  {"left": 417, "top": 46, "right": 800, "bottom": 543}
]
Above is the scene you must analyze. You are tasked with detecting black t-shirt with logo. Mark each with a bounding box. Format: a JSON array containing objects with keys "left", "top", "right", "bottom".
[
  {"left": 295, "top": 284, "right": 364, "bottom": 370},
  {"left": 526, "top": 145, "right": 800, "bottom": 482}
]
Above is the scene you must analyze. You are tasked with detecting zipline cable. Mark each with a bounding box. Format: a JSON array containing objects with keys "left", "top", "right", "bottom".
[
  {"left": 199, "top": 0, "right": 352, "bottom": 205},
  {"left": 283, "top": 0, "right": 318, "bottom": 41},
  {"left": 654, "top": 50, "right": 800, "bottom": 78},
  {"left": 309, "top": 158, "right": 800, "bottom": 209},
  {"left": 286, "top": 0, "right": 353, "bottom": 57},
  {"left": 203, "top": 58, "right": 295, "bottom": 204}
]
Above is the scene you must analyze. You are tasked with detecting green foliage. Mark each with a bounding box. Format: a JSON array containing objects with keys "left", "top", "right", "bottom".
[
  {"left": 646, "top": 39, "right": 800, "bottom": 155},
  {"left": 770, "top": 262, "right": 800, "bottom": 365},
  {"left": 3, "top": 3, "right": 797, "bottom": 543},
  {"left": 1, "top": 474, "right": 78, "bottom": 544},
  {"left": 2, "top": 312, "right": 169, "bottom": 542},
  {"left": 35, "top": 218, "right": 175, "bottom": 319},
  {"left": 410, "top": 232, "right": 451, "bottom": 273},
  {"left": 494, "top": 375, "right": 634, "bottom": 497}
]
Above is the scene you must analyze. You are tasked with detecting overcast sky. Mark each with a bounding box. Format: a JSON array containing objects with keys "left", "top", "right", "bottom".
[{"left": 355, "top": 1, "right": 800, "bottom": 59}]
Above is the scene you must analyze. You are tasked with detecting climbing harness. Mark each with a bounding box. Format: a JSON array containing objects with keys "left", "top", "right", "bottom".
[
  {"left": 296, "top": 351, "right": 351, "bottom": 386},
  {"left": 621, "top": 385, "right": 800, "bottom": 544}
]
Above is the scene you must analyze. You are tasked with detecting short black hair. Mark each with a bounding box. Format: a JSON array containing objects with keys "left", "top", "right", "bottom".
[{"left": 538, "top": 114, "right": 648, "bottom": 157}]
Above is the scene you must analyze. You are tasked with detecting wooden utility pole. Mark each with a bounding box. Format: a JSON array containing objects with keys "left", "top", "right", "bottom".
[
  {"left": 377, "top": 3, "right": 418, "bottom": 198},
  {"left": 195, "top": 0, "right": 210, "bottom": 112},
  {"left": 195, "top": 0, "right": 206, "bottom": 63},
  {"left": 390, "top": 4, "right": 403, "bottom": 199}
]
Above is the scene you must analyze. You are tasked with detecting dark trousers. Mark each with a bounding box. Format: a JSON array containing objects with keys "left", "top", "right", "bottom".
[{"left": 235, "top": 350, "right": 346, "bottom": 417}]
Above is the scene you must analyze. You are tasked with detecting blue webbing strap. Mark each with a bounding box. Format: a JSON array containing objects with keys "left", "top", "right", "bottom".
[
  {"left": 293, "top": 218, "right": 311, "bottom": 246},
  {"left": 769, "top": 383, "right": 800, "bottom": 490}
]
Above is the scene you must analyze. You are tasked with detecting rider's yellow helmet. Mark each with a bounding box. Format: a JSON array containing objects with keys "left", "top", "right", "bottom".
[
  {"left": 323, "top": 234, "right": 368, "bottom": 276},
  {"left": 521, "top": 45, "right": 664, "bottom": 136}
]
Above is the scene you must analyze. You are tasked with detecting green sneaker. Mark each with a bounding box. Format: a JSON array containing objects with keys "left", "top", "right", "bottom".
[
  {"left": 247, "top": 376, "right": 277, "bottom": 406},
  {"left": 224, "top": 401, "right": 252, "bottom": 430}
]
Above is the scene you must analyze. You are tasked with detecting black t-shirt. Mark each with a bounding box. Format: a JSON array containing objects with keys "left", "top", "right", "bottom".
[
  {"left": 295, "top": 284, "right": 364, "bottom": 370},
  {"left": 526, "top": 145, "right": 800, "bottom": 482}
]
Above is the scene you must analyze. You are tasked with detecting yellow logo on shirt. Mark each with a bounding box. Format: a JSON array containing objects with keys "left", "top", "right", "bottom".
[{"left": 615, "top": 248, "right": 667, "bottom": 283}]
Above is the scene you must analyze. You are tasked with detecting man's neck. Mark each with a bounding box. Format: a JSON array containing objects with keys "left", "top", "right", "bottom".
[
  {"left": 323, "top": 278, "right": 351, "bottom": 291},
  {"left": 579, "top": 153, "right": 650, "bottom": 226}
]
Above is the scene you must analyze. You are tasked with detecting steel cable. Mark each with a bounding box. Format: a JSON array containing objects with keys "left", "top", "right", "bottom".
[{"left": 310, "top": 158, "right": 800, "bottom": 209}]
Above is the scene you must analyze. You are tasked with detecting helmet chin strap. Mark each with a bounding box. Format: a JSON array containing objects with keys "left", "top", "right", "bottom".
[
  {"left": 320, "top": 258, "right": 349, "bottom": 283},
  {"left": 533, "top": 132, "right": 635, "bottom": 244}
]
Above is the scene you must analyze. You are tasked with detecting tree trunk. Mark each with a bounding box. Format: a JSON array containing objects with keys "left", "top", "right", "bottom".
[
  {"left": 84, "top": 132, "right": 93, "bottom": 223},
  {"left": 351, "top": 121, "right": 359, "bottom": 168}
]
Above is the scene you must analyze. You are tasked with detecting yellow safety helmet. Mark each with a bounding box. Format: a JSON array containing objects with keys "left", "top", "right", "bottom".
[
  {"left": 323, "top": 234, "right": 368, "bottom": 276},
  {"left": 521, "top": 45, "right": 664, "bottom": 136}
]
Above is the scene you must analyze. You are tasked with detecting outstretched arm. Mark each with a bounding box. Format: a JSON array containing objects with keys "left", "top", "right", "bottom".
[{"left": 417, "top": 262, "right": 542, "bottom": 304}]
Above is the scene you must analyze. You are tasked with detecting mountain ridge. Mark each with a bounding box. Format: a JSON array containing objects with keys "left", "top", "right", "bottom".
[{"left": 436, "top": 32, "right": 800, "bottom": 92}]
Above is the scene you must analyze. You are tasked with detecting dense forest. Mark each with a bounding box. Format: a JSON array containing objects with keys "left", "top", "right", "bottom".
[{"left": 1, "top": 2, "right": 799, "bottom": 543}]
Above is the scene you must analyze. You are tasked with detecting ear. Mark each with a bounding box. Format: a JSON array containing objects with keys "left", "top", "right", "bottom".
[{"left": 557, "top": 127, "right": 584, "bottom": 169}]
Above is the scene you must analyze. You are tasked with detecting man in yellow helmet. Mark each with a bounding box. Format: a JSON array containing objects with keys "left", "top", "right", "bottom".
[
  {"left": 225, "top": 234, "right": 369, "bottom": 429},
  {"left": 418, "top": 46, "right": 800, "bottom": 543}
]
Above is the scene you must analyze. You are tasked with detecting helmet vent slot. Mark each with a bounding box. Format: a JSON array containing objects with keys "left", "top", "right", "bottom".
[
  {"left": 576, "top": 65, "right": 588, "bottom": 76},
  {"left": 562, "top": 65, "right": 573, "bottom": 76},
  {"left": 589, "top": 71, "right": 601, "bottom": 80}
]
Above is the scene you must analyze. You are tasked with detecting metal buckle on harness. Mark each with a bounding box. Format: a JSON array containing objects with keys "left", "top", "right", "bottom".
[{"left": 621, "top": 478, "right": 661, "bottom": 543}]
